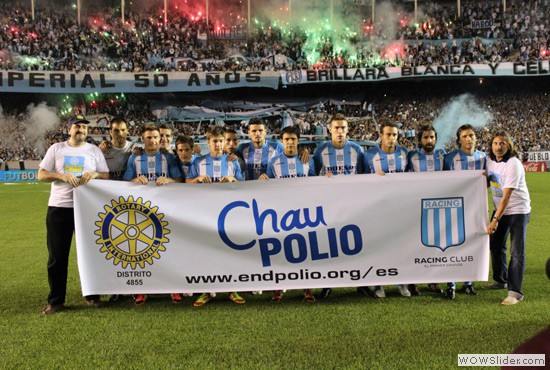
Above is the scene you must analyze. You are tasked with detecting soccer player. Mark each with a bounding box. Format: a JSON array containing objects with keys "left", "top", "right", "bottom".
[
  {"left": 443, "top": 124, "right": 486, "bottom": 299},
  {"left": 236, "top": 117, "right": 284, "bottom": 180},
  {"left": 364, "top": 122, "right": 408, "bottom": 175},
  {"left": 485, "top": 130, "right": 531, "bottom": 305},
  {"left": 224, "top": 128, "right": 246, "bottom": 180},
  {"left": 99, "top": 117, "right": 134, "bottom": 181},
  {"left": 363, "top": 122, "right": 410, "bottom": 298},
  {"left": 186, "top": 126, "right": 245, "bottom": 307},
  {"left": 159, "top": 123, "right": 175, "bottom": 152},
  {"left": 175, "top": 134, "right": 196, "bottom": 179},
  {"left": 312, "top": 113, "right": 364, "bottom": 299},
  {"left": 186, "top": 126, "right": 244, "bottom": 184},
  {"left": 265, "top": 126, "right": 316, "bottom": 303},
  {"left": 313, "top": 113, "right": 363, "bottom": 176},
  {"left": 98, "top": 117, "right": 135, "bottom": 302},
  {"left": 123, "top": 124, "right": 183, "bottom": 305},
  {"left": 406, "top": 124, "right": 446, "bottom": 295},
  {"left": 38, "top": 114, "right": 109, "bottom": 315}
]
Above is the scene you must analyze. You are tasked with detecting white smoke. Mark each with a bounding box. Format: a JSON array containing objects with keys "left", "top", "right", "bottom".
[
  {"left": 24, "top": 103, "right": 61, "bottom": 155},
  {"left": 0, "top": 103, "right": 60, "bottom": 159},
  {"left": 433, "top": 94, "right": 493, "bottom": 149}
]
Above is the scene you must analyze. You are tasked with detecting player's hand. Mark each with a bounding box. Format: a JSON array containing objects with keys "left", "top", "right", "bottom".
[
  {"left": 299, "top": 148, "right": 310, "bottom": 164},
  {"left": 79, "top": 171, "right": 98, "bottom": 185},
  {"left": 220, "top": 176, "right": 237, "bottom": 183},
  {"left": 156, "top": 176, "right": 174, "bottom": 186},
  {"left": 258, "top": 173, "right": 269, "bottom": 180},
  {"left": 98, "top": 140, "right": 111, "bottom": 152},
  {"left": 132, "top": 175, "right": 148, "bottom": 185},
  {"left": 132, "top": 147, "right": 143, "bottom": 155},
  {"left": 61, "top": 174, "right": 80, "bottom": 187},
  {"left": 197, "top": 175, "right": 212, "bottom": 183},
  {"left": 487, "top": 219, "right": 498, "bottom": 235},
  {"left": 160, "top": 147, "right": 173, "bottom": 154},
  {"left": 226, "top": 153, "right": 238, "bottom": 162}
]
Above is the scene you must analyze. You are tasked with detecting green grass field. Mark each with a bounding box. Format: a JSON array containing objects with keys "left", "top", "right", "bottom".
[{"left": 0, "top": 173, "right": 548, "bottom": 369}]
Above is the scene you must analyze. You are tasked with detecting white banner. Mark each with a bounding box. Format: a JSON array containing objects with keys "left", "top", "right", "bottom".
[
  {"left": 527, "top": 151, "right": 550, "bottom": 162},
  {"left": 281, "top": 61, "right": 550, "bottom": 85},
  {"left": 0, "top": 70, "right": 280, "bottom": 93},
  {"left": 74, "top": 171, "right": 489, "bottom": 295},
  {"left": 1, "top": 62, "right": 548, "bottom": 93}
]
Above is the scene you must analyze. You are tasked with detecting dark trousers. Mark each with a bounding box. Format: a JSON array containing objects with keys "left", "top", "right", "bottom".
[
  {"left": 490, "top": 213, "right": 530, "bottom": 296},
  {"left": 46, "top": 207, "right": 99, "bottom": 305}
]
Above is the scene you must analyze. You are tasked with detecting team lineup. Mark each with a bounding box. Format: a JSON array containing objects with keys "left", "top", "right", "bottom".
[{"left": 38, "top": 113, "right": 531, "bottom": 314}]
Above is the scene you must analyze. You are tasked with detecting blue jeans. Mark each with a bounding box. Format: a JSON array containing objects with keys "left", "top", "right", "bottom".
[{"left": 490, "top": 213, "right": 530, "bottom": 297}]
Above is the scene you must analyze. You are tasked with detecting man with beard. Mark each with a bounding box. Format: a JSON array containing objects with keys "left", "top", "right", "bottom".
[
  {"left": 39, "top": 114, "right": 109, "bottom": 315},
  {"left": 407, "top": 124, "right": 447, "bottom": 295}
]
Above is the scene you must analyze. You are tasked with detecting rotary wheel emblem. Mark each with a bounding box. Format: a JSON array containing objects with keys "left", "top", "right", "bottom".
[{"left": 95, "top": 196, "right": 170, "bottom": 269}]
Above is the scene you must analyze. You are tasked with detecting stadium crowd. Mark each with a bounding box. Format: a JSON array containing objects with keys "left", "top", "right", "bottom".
[
  {"left": 0, "top": 0, "right": 547, "bottom": 71},
  {"left": 1, "top": 89, "right": 547, "bottom": 164}
]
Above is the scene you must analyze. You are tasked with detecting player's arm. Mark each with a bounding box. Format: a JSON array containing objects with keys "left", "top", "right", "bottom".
[
  {"left": 308, "top": 158, "right": 317, "bottom": 176},
  {"left": 313, "top": 147, "right": 323, "bottom": 175},
  {"left": 487, "top": 187, "right": 514, "bottom": 234},
  {"left": 167, "top": 159, "right": 184, "bottom": 183},
  {"left": 362, "top": 152, "right": 373, "bottom": 174},
  {"left": 98, "top": 140, "right": 112, "bottom": 152},
  {"left": 38, "top": 168, "right": 80, "bottom": 187}
]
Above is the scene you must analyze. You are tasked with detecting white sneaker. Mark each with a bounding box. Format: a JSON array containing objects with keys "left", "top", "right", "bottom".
[
  {"left": 374, "top": 287, "right": 385, "bottom": 298},
  {"left": 251, "top": 291, "right": 263, "bottom": 295},
  {"left": 398, "top": 285, "right": 411, "bottom": 297},
  {"left": 502, "top": 295, "right": 523, "bottom": 305}
]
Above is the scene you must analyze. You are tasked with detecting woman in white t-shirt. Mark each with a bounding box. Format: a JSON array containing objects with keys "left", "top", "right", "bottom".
[{"left": 485, "top": 130, "right": 531, "bottom": 305}]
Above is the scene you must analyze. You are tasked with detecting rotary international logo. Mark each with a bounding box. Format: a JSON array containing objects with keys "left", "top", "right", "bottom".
[{"left": 95, "top": 196, "right": 170, "bottom": 269}]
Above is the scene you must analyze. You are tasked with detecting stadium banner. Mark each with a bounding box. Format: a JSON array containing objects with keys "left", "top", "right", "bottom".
[
  {"left": 74, "top": 171, "right": 489, "bottom": 295},
  {"left": 1, "top": 62, "right": 548, "bottom": 93},
  {"left": 470, "top": 19, "right": 494, "bottom": 29},
  {"left": 281, "top": 61, "right": 550, "bottom": 85},
  {"left": 0, "top": 70, "right": 280, "bottom": 93},
  {"left": 527, "top": 151, "right": 550, "bottom": 162},
  {"left": 522, "top": 162, "right": 547, "bottom": 172},
  {"left": 0, "top": 170, "right": 38, "bottom": 182}
]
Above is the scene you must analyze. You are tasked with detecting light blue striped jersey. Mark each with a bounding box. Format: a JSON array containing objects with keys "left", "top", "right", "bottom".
[
  {"left": 176, "top": 154, "right": 197, "bottom": 179},
  {"left": 364, "top": 145, "right": 408, "bottom": 173},
  {"left": 407, "top": 148, "right": 446, "bottom": 172},
  {"left": 267, "top": 153, "right": 316, "bottom": 178},
  {"left": 123, "top": 151, "right": 181, "bottom": 182},
  {"left": 443, "top": 149, "right": 486, "bottom": 171},
  {"left": 187, "top": 154, "right": 243, "bottom": 182},
  {"left": 313, "top": 140, "right": 363, "bottom": 175},
  {"left": 236, "top": 141, "right": 284, "bottom": 180}
]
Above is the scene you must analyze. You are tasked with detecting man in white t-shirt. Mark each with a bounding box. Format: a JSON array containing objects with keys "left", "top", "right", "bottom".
[
  {"left": 38, "top": 114, "right": 109, "bottom": 315},
  {"left": 485, "top": 130, "right": 531, "bottom": 305}
]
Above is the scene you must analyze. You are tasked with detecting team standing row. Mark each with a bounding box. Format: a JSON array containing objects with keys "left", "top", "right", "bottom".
[{"left": 38, "top": 113, "right": 531, "bottom": 314}]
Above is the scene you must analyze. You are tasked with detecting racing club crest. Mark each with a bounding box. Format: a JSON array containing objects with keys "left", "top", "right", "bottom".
[
  {"left": 285, "top": 70, "right": 302, "bottom": 84},
  {"left": 95, "top": 196, "right": 170, "bottom": 269},
  {"left": 421, "top": 197, "right": 465, "bottom": 251}
]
